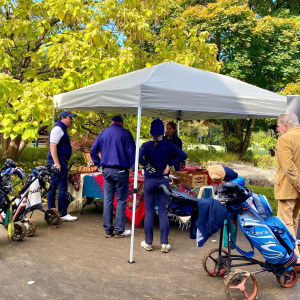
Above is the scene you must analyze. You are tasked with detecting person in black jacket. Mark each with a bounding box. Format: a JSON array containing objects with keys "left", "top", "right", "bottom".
[{"left": 162, "top": 121, "right": 183, "bottom": 171}]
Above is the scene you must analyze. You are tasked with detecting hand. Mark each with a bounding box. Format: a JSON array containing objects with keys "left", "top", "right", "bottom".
[
  {"left": 163, "top": 164, "right": 170, "bottom": 175},
  {"left": 145, "top": 163, "right": 156, "bottom": 174},
  {"left": 55, "top": 162, "right": 61, "bottom": 172}
]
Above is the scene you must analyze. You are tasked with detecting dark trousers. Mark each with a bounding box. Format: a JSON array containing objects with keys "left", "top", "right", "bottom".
[
  {"left": 47, "top": 159, "right": 68, "bottom": 217},
  {"left": 103, "top": 168, "right": 129, "bottom": 235},
  {"left": 144, "top": 176, "right": 170, "bottom": 245}
]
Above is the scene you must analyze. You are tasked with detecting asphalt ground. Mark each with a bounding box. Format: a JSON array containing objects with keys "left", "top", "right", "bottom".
[{"left": 0, "top": 203, "right": 299, "bottom": 300}]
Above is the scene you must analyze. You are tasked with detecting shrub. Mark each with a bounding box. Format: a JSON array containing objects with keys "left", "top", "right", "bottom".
[
  {"left": 260, "top": 136, "right": 277, "bottom": 154},
  {"left": 253, "top": 155, "right": 277, "bottom": 169},
  {"left": 241, "top": 150, "right": 254, "bottom": 162},
  {"left": 186, "top": 149, "right": 239, "bottom": 166},
  {"left": 71, "top": 132, "right": 97, "bottom": 152}
]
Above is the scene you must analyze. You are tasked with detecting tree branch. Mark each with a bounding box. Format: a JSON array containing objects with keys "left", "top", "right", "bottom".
[{"left": 81, "top": 125, "right": 99, "bottom": 136}]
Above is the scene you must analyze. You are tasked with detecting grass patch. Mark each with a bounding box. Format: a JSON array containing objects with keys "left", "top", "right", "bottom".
[
  {"left": 248, "top": 185, "right": 277, "bottom": 215},
  {"left": 0, "top": 146, "right": 84, "bottom": 175},
  {"left": 186, "top": 149, "right": 239, "bottom": 166}
]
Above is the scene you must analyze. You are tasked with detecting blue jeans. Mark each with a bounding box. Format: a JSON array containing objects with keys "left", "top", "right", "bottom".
[
  {"left": 103, "top": 168, "right": 129, "bottom": 235},
  {"left": 47, "top": 159, "right": 68, "bottom": 217},
  {"left": 144, "top": 176, "right": 170, "bottom": 245}
]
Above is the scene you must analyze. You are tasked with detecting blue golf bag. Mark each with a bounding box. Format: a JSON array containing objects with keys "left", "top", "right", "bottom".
[{"left": 218, "top": 182, "right": 297, "bottom": 269}]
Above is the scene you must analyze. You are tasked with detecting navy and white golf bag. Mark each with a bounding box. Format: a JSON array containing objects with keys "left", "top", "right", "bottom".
[{"left": 218, "top": 182, "right": 297, "bottom": 269}]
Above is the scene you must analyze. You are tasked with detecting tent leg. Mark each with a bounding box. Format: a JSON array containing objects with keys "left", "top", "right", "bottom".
[
  {"left": 128, "top": 106, "right": 142, "bottom": 264},
  {"left": 52, "top": 107, "right": 56, "bottom": 127},
  {"left": 177, "top": 110, "right": 181, "bottom": 136}
]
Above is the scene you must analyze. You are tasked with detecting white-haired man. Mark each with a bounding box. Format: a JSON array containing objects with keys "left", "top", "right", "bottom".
[{"left": 275, "top": 112, "right": 300, "bottom": 272}]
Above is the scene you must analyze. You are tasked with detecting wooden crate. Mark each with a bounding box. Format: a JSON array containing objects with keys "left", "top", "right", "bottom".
[
  {"left": 76, "top": 151, "right": 98, "bottom": 173},
  {"left": 171, "top": 170, "right": 208, "bottom": 187},
  {"left": 76, "top": 165, "right": 98, "bottom": 174}
]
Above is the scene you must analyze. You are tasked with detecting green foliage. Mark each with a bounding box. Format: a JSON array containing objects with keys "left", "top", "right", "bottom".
[
  {"left": 1, "top": 0, "right": 221, "bottom": 160},
  {"left": 284, "top": 81, "right": 300, "bottom": 95},
  {"left": 180, "top": 0, "right": 300, "bottom": 157},
  {"left": 186, "top": 148, "right": 239, "bottom": 166},
  {"left": 183, "top": 0, "right": 300, "bottom": 92},
  {"left": 260, "top": 136, "right": 277, "bottom": 153},
  {"left": 241, "top": 150, "right": 254, "bottom": 162},
  {"left": 248, "top": 0, "right": 300, "bottom": 17},
  {"left": 253, "top": 155, "right": 277, "bottom": 169},
  {"left": 248, "top": 184, "right": 277, "bottom": 215}
]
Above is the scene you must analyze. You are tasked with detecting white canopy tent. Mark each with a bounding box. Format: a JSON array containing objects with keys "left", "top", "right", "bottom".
[{"left": 53, "top": 61, "right": 286, "bottom": 262}]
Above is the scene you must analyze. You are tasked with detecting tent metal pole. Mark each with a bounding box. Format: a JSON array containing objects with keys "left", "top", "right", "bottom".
[
  {"left": 52, "top": 106, "right": 56, "bottom": 127},
  {"left": 129, "top": 106, "right": 142, "bottom": 263},
  {"left": 177, "top": 110, "right": 182, "bottom": 137}
]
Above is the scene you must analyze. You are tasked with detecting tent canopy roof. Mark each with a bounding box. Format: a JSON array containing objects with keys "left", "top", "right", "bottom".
[{"left": 54, "top": 61, "right": 286, "bottom": 120}]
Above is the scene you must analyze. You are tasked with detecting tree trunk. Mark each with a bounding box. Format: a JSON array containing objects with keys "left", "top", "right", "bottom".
[
  {"left": 17, "top": 139, "right": 29, "bottom": 157},
  {"left": 221, "top": 119, "right": 256, "bottom": 158},
  {"left": 1, "top": 134, "right": 26, "bottom": 161},
  {"left": 240, "top": 119, "right": 256, "bottom": 158},
  {"left": 222, "top": 120, "right": 238, "bottom": 152}
]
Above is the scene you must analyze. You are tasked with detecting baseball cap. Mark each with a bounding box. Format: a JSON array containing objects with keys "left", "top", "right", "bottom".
[
  {"left": 111, "top": 116, "right": 123, "bottom": 123},
  {"left": 59, "top": 111, "right": 77, "bottom": 118}
]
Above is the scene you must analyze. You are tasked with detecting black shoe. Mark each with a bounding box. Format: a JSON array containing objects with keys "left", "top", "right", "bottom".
[{"left": 105, "top": 231, "right": 115, "bottom": 238}]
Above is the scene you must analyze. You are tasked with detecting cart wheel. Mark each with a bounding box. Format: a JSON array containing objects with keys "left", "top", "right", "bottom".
[
  {"left": 224, "top": 269, "right": 258, "bottom": 300},
  {"left": 12, "top": 222, "right": 27, "bottom": 241},
  {"left": 276, "top": 269, "right": 298, "bottom": 288},
  {"left": 45, "top": 208, "right": 61, "bottom": 225},
  {"left": 202, "top": 248, "right": 228, "bottom": 277},
  {"left": 24, "top": 218, "right": 37, "bottom": 237}
]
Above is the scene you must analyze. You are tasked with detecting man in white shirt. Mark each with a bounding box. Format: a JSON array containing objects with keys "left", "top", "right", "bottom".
[{"left": 47, "top": 111, "right": 77, "bottom": 222}]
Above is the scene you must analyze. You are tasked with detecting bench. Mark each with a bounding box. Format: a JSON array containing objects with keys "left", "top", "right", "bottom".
[{"left": 31, "top": 135, "right": 48, "bottom": 147}]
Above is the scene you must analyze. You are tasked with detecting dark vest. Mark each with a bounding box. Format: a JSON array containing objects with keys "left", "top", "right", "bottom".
[{"left": 47, "top": 120, "right": 72, "bottom": 161}]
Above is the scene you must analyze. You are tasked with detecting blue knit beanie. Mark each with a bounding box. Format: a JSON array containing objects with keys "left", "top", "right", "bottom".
[
  {"left": 111, "top": 116, "right": 123, "bottom": 123},
  {"left": 150, "top": 119, "right": 164, "bottom": 135}
]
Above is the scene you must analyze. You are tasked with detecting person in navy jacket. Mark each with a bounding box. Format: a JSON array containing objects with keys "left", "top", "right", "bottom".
[
  {"left": 162, "top": 121, "right": 183, "bottom": 171},
  {"left": 90, "top": 116, "right": 135, "bottom": 238},
  {"left": 47, "top": 110, "right": 78, "bottom": 222},
  {"left": 139, "top": 119, "right": 187, "bottom": 253}
]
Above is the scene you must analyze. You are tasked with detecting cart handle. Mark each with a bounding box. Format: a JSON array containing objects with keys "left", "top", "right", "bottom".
[{"left": 159, "top": 184, "right": 173, "bottom": 196}]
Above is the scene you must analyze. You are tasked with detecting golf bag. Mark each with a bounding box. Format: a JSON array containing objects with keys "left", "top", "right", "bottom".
[
  {"left": 0, "top": 161, "right": 59, "bottom": 224},
  {"left": 218, "top": 182, "right": 297, "bottom": 268}
]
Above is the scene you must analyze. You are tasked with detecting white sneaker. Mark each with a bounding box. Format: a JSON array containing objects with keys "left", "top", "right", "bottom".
[
  {"left": 161, "top": 244, "right": 171, "bottom": 253},
  {"left": 115, "top": 229, "right": 131, "bottom": 238},
  {"left": 61, "top": 214, "right": 77, "bottom": 222},
  {"left": 141, "top": 241, "right": 153, "bottom": 251},
  {"left": 296, "top": 239, "right": 300, "bottom": 246}
]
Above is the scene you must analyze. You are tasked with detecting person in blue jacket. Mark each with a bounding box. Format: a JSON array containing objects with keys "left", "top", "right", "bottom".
[
  {"left": 47, "top": 110, "right": 78, "bottom": 222},
  {"left": 162, "top": 121, "right": 183, "bottom": 171},
  {"left": 139, "top": 119, "right": 187, "bottom": 253},
  {"left": 90, "top": 116, "right": 135, "bottom": 238}
]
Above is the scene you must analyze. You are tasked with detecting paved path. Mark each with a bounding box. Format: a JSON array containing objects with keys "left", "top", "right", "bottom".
[{"left": 0, "top": 204, "right": 299, "bottom": 300}]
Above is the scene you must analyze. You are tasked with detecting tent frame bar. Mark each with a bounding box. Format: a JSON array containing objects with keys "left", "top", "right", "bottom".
[{"left": 129, "top": 106, "right": 142, "bottom": 263}]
